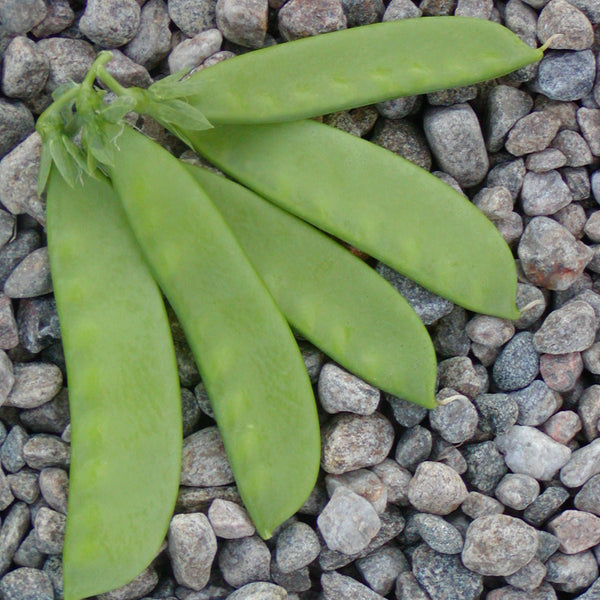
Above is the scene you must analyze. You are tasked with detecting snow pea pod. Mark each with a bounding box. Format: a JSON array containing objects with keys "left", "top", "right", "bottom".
[
  {"left": 46, "top": 169, "right": 181, "bottom": 600},
  {"left": 187, "top": 164, "right": 437, "bottom": 408},
  {"left": 108, "top": 125, "right": 320, "bottom": 538},
  {"left": 168, "top": 17, "right": 541, "bottom": 124},
  {"left": 189, "top": 120, "right": 520, "bottom": 319}
]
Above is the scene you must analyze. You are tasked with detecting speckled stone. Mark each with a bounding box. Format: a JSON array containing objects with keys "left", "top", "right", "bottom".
[
  {"left": 218, "top": 535, "right": 271, "bottom": 588},
  {"left": 429, "top": 395, "right": 478, "bottom": 444},
  {"left": 7, "top": 469, "right": 40, "bottom": 506},
  {"left": 370, "top": 119, "right": 432, "bottom": 169},
  {"left": 543, "top": 410, "right": 582, "bottom": 444},
  {"left": 545, "top": 550, "right": 598, "bottom": 593},
  {"left": 522, "top": 486, "right": 570, "bottom": 528},
  {"left": 318, "top": 363, "right": 379, "bottom": 415},
  {"left": 4, "top": 246, "right": 51, "bottom": 298},
  {"left": 492, "top": 332, "right": 539, "bottom": 392},
  {"left": 462, "top": 441, "right": 508, "bottom": 494},
  {"left": 23, "top": 434, "right": 69, "bottom": 470},
  {"left": 355, "top": 545, "right": 408, "bottom": 596},
  {"left": 578, "top": 108, "right": 600, "bottom": 156},
  {"left": 38, "top": 468, "right": 68, "bottom": 514},
  {"left": 1, "top": 425, "right": 28, "bottom": 474},
  {"left": 526, "top": 148, "right": 567, "bottom": 173},
  {"left": 462, "top": 515, "right": 538, "bottom": 576},
  {"left": 321, "top": 571, "right": 385, "bottom": 600},
  {"left": 227, "top": 582, "right": 287, "bottom": 600},
  {"left": 574, "top": 475, "right": 600, "bottom": 515},
  {"left": 0, "top": 567, "right": 53, "bottom": 600},
  {"left": 326, "top": 469, "right": 387, "bottom": 513},
  {"left": 382, "top": 0, "right": 422, "bottom": 19},
  {"left": 385, "top": 394, "right": 426, "bottom": 427},
  {"left": 547, "top": 510, "right": 600, "bottom": 554},
  {"left": 578, "top": 385, "right": 600, "bottom": 440},
  {"left": 168, "top": 28, "right": 222, "bottom": 73},
  {"left": 180, "top": 426, "right": 234, "bottom": 486},
  {"left": 537, "top": 0, "right": 594, "bottom": 50},
  {"left": 540, "top": 352, "right": 583, "bottom": 392},
  {"left": 432, "top": 306, "right": 470, "bottom": 358},
  {"left": 560, "top": 438, "right": 600, "bottom": 487},
  {"left": 413, "top": 513, "right": 463, "bottom": 554},
  {"left": 30, "top": 0, "right": 74, "bottom": 38},
  {"left": 0, "top": 501, "right": 29, "bottom": 576},
  {"left": 554, "top": 204, "right": 586, "bottom": 239},
  {"left": 473, "top": 393, "right": 519, "bottom": 435},
  {"left": 395, "top": 571, "right": 430, "bottom": 600},
  {"left": 79, "top": 0, "right": 140, "bottom": 47},
  {"left": 375, "top": 96, "right": 418, "bottom": 120},
  {"left": 207, "top": 498, "right": 255, "bottom": 539},
  {"left": 552, "top": 130, "right": 593, "bottom": 166},
  {"left": 510, "top": 380, "right": 562, "bottom": 426},
  {"left": 0, "top": 99, "right": 34, "bottom": 160},
  {"left": 438, "top": 356, "right": 487, "bottom": 398},
  {"left": 535, "top": 50, "right": 596, "bottom": 101},
  {"left": 370, "top": 459, "right": 411, "bottom": 506},
  {"left": 520, "top": 170, "right": 572, "bottom": 216},
  {"left": 4, "top": 362, "right": 61, "bottom": 410},
  {"left": 1, "top": 37, "right": 49, "bottom": 100},
  {"left": 124, "top": 0, "right": 172, "bottom": 69},
  {"left": 504, "top": 559, "right": 547, "bottom": 593},
  {"left": 472, "top": 186, "right": 513, "bottom": 219},
  {"left": 461, "top": 491, "right": 504, "bottom": 519},
  {"left": 407, "top": 461, "right": 468, "bottom": 515},
  {"left": 486, "top": 158, "right": 526, "bottom": 201},
  {"left": 278, "top": 0, "right": 347, "bottom": 41},
  {"left": 37, "top": 38, "right": 96, "bottom": 92},
  {"left": 506, "top": 111, "right": 561, "bottom": 156},
  {"left": 486, "top": 85, "right": 533, "bottom": 152},
  {"left": 168, "top": 0, "right": 216, "bottom": 35},
  {"left": 34, "top": 507, "right": 65, "bottom": 554},
  {"left": 495, "top": 473, "right": 540, "bottom": 510},
  {"left": 275, "top": 521, "right": 320, "bottom": 573},
  {"left": 0, "top": 0, "right": 47, "bottom": 34},
  {"left": 394, "top": 425, "right": 432, "bottom": 472},
  {"left": 216, "top": 0, "right": 268, "bottom": 48},
  {"left": 97, "top": 565, "right": 158, "bottom": 600}
]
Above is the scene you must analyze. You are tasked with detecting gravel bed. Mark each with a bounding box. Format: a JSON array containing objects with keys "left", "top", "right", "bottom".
[{"left": 0, "top": 0, "right": 599, "bottom": 599}]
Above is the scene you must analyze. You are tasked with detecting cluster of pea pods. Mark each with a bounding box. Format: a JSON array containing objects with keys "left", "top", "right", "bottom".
[{"left": 36, "top": 17, "right": 543, "bottom": 600}]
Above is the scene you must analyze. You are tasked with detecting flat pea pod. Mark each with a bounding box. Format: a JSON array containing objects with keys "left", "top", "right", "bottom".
[
  {"left": 169, "top": 17, "right": 541, "bottom": 124},
  {"left": 108, "top": 125, "right": 320, "bottom": 538},
  {"left": 189, "top": 120, "right": 520, "bottom": 320},
  {"left": 186, "top": 164, "right": 437, "bottom": 408},
  {"left": 46, "top": 168, "right": 181, "bottom": 600}
]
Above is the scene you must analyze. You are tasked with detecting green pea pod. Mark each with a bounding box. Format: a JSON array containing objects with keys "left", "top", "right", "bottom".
[
  {"left": 186, "top": 164, "right": 437, "bottom": 408},
  {"left": 108, "top": 125, "right": 320, "bottom": 538},
  {"left": 46, "top": 168, "right": 181, "bottom": 600},
  {"left": 163, "top": 17, "right": 541, "bottom": 124},
  {"left": 188, "top": 120, "right": 520, "bottom": 319}
]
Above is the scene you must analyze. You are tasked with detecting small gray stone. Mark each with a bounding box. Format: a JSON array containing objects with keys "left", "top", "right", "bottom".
[
  {"left": 13, "top": 530, "right": 44, "bottom": 568},
  {"left": 38, "top": 468, "right": 68, "bottom": 514},
  {"left": 535, "top": 50, "right": 596, "bottom": 101},
  {"left": 466, "top": 315, "right": 515, "bottom": 348},
  {"left": 20, "top": 388, "right": 69, "bottom": 435},
  {"left": 98, "top": 567, "right": 159, "bottom": 600},
  {"left": 574, "top": 578, "right": 600, "bottom": 600},
  {"left": 0, "top": 567, "right": 53, "bottom": 600},
  {"left": 394, "top": 425, "right": 431, "bottom": 472},
  {"left": 317, "top": 487, "right": 381, "bottom": 554},
  {"left": 168, "top": 28, "right": 222, "bottom": 73},
  {"left": 370, "top": 459, "right": 411, "bottom": 506},
  {"left": 0, "top": 349, "right": 14, "bottom": 406},
  {"left": 510, "top": 380, "right": 562, "bottom": 426},
  {"left": 382, "top": 0, "right": 422, "bottom": 19},
  {"left": 124, "top": 0, "right": 172, "bottom": 69},
  {"left": 227, "top": 582, "right": 287, "bottom": 600},
  {"left": 102, "top": 50, "right": 152, "bottom": 89},
  {"left": 472, "top": 186, "right": 513, "bottom": 219},
  {"left": 0, "top": 99, "right": 34, "bottom": 159},
  {"left": 375, "top": 96, "right": 418, "bottom": 120},
  {"left": 492, "top": 332, "right": 539, "bottom": 392},
  {"left": 22, "top": 434, "right": 70, "bottom": 470},
  {"left": 0, "top": 465, "right": 14, "bottom": 511},
  {"left": 412, "top": 543, "right": 483, "bottom": 600},
  {"left": 0, "top": 212, "right": 15, "bottom": 253},
  {"left": 555, "top": 204, "right": 587, "bottom": 239},
  {"left": 326, "top": 469, "right": 387, "bottom": 513},
  {"left": 495, "top": 473, "right": 540, "bottom": 510},
  {"left": 518, "top": 217, "right": 593, "bottom": 290},
  {"left": 318, "top": 363, "right": 379, "bottom": 415},
  {"left": 180, "top": 426, "right": 234, "bottom": 486},
  {"left": 207, "top": 498, "right": 255, "bottom": 538},
  {"left": 341, "top": 0, "right": 385, "bottom": 25},
  {"left": 385, "top": 394, "right": 426, "bottom": 427},
  {"left": 505, "top": 0, "right": 538, "bottom": 46},
  {"left": 413, "top": 513, "right": 463, "bottom": 554},
  {"left": 462, "top": 441, "right": 508, "bottom": 494},
  {"left": 355, "top": 545, "right": 408, "bottom": 596},
  {"left": 168, "top": 0, "right": 216, "bottom": 35},
  {"left": 1, "top": 37, "right": 49, "bottom": 99},
  {"left": 275, "top": 521, "right": 320, "bottom": 573},
  {"left": 486, "top": 158, "right": 526, "bottom": 200},
  {"left": 423, "top": 103, "right": 488, "bottom": 187},
  {"left": 461, "top": 491, "right": 504, "bottom": 519},
  {"left": 497, "top": 425, "right": 571, "bottom": 480},
  {"left": 584, "top": 213, "right": 600, "bottom": 244},
  {"left": 575, "top": 475, "right": 600, "bottom": 515},
  {"left": 1, "top": 425, "right": 28, "bottom": 473},
  {"left": 34, "top": 506, "right": 65, "bottom": 554},
  {"left": 321, "top": 571, "right": 384, "bottom": 600},
  {"left": 537, "top": 0, "right": 594, "bottom": 50},
  {"left": 79, "top": 0, "right": 141, "bottom": 47},
  {"left": 30, "top": 0, "right": 75, "bottom": 38},
  {"left": 523, "top": 486, "right": 570, "bottom": 527},
  {"left": 407, "top": 461, "right": 467, "bottom": 515},
  {"left": 520, "top": 170, "right": 572, "bottom": 216},
  {"left": 395, "top": 571, "right": 430, "bottom": 600},
  {"left": 563, "top": 166, "right": 591, "bottom": 200},
  {"left": 278, "top": 0, "right": 347, "bottom": 41},
  {"left": 577, "top": 385, "right": 600, "bottom": 440},
  {"left": 552, "top": 130, "right": 593, "bottom": 166},
  {"left": 16, "top": 296, "right": 61, "bottom": 354},
  {"left": 473, "top": 393, "right": 518, "bottom": 435},
  {"left": 37, "top": 38, "right": 96, "bottom": 93},
  {"left": 548, "top": 510, "right": 600, "bottom": 554},
  {"left": 545, "top": 550, "right": 598, "bottom": 593},
  {"left": 7, "top": 470, "right": 39, "bottom": 505},
  {"left": 0, "top": 502, "right": 29, "bottom": 576},
  {"left": 505, "top": 111, "right": 561, "bottom": 156},
  {"left": 537, "top": 530, "right": 562, "bottom": 562},
  {"left": 218, "top": 535, "right": 271, "bottom": 588},
  {"left": 578, "top": 108, "right": 600, "bottom": 156},
  {"left": 542, "top": 409, "right": 582, "bottom": 444},
  {"left": 494, "top": 212, "right": 524, "bottom": 247},
  {"left": 505, "top": 559, "right": 547, "bottom": 592},
  {"left": 485, "top": 85, "right": 534, "bottom": 152},
  {"left": 4, "top": 363, "right": 62, "bottom": 410},
  {"left": 432, "top": 306, "right": 470, "bottom": 359},
  {"left": 525, "top": 148, "right": 567, "bottom": 172},
  {"left": 168, "top": 513, "right": 217, "bottom": 590},
  {"left": 462, "top": 515, "right": 538, "bottom": 576},
  {"left": 4, "top": 247, "right": 52, "bottom": 298},
  {"left": 560, "top": 438, "right": 600, "bottom": 487},
  {"left": 438, "top": 356, "right": 487, "bottom": 398},
  {"left": 427, "top": 85, "right": 478, "bottom": 107},
  {"left": 321, "top": 412, "right": 394, "bottom": 474},
  {"left": 216, "top": 0, "right": 267, "bottom": 48},
  {"left": 371, "top": 118, "right": 431, "bottom": 170},
  {"left": 429, "top": 395, "right": 478, "bottom": 444},
  {"left": 0, "top": 0, "right": 47, "bottom": 33}
]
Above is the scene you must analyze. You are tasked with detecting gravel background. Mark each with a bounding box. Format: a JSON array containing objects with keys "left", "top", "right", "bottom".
[{"left": 0, "top": 0, "right": 600, "bottom": 599}]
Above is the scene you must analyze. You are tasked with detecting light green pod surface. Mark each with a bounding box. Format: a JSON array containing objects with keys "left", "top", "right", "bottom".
[
  {"left": 46, "top": 169, "right": 181, "bottom": 600},
  {"left": 187, "top": 164, "right": 437, "bottom": 408},
  {"left": 189, "top": 121, "right": 520, "bottom": 320},
  {"left": 180, "top": 17, "right": 541, "bottom": 124},
  {"left": 109, "top": 126, "right": 320, "bottom": 538}
]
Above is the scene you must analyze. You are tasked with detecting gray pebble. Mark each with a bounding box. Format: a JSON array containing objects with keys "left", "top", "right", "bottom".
[
  {"left": 318, "top": 363, "right": 379, "bottom": 415},
  {"left": 568, "top": 0, "right": 600, "bottom": 21},
  {"left": 320, "top": 412, "right": 394, "bottom": 474},
  {"left": 548, "top": 509, "right": 600, "bottom": 554},
  {"left": 510, "top": 380, "right": 562, "bottom": 426},
  {"left": 525, "top": 148, "right": 567, "bottom": 172},
  {"left": 382, "top": 0, "right": 422, "bottom": 19},
  {"left": 518, "top": 217, "right": 592, "bottom": 290},
  {"left": 505, "top": 111, "right": 561, "bottom": 156},
  {"left": 593, "top": 171, "right": 600, "bottom": 203},
  {"left": 355, "top": 545, "right": 408, "bottom": 596},
  {"left": 79, "top": 0, "right": 141, "bottom": 47},
  {"left": 317, "top": 486, "right": 381, "bottom": 554},
  {"left": 218, "top": 535, "right": 271, "bottom": 588},
  {"left": 505, "top": 0, "right": 538, "bottom": 46},
  {"left": 1, "top": 37, "right": 49, "bottom": 100},
  {"left": 0, "top": 349, "right": 14, "bottom": 406},
  {"left": 0, "top": 0, "right": 47, "bottom": 33},
  {"left": 124, "top": 0, "right": 172, "bottom": 69},
  {"left": 375, "top": 263, "right": 451, "bottom": 324},
  {"left": 542, "top": 409, "right": 582, "bottom": 443},
  {"left": 1, "top": 425, "right": 28, "bottom": 473},
  {"left": 321, "top": 571, "right": 384, "bottom": 600},
  {"left": 537, "top": 530, "right": 562, "bottom": 562},
  {"left": 554, "top": 203, "right": 587, "bottom": 239},
  {"left": 407, "top": 461, "right": 467, "bottom": 515},
  {"left": 168, "top": 28, "right": 222, "bottom": 73},
  {"left": 97, "top": 565, "right": 158, "bottom": 600},
  {"left": 419, "top": 0, "right": 456, "bottom": 15},
  {"left": 429, "top": 395, "right": 478, "bottom": 444},
  {"left": 413, "top": 543, "right": 483, "bottom": 600},
  {"left": 537, "top": 0, "right": 594, "bottom": 50},
  {"left": 505, "top": 558, "right": 547, "bottom": 592},
  {"left": 552, "top": 130, "right": 593, "bottom": 166},
  {"left": 103, "top": 50, "right": 152, "bottom": 89},
  {"left": 461, "top": 491, "right": 504, "bottom": 519},
  {"left": 4, "top": 363, "right": 62, "bottom": 410},
  {"left": 0, "top": 212, "right": 15, "bottom": 253},
  {"left": 7, "top": 469, "right": 38, "bottom": 505},
  {"left": 275, "top": 521, "right": 320, "bottom": 573},
  {"left": 413, "top": 513, "right": 463, "bottom": 554},
  {"left": 495, "top": 473, "right": 540, "bottom": 510},
  {"left": 216, "top": 0, "right": 267, "bottom": 48},
  {"left": 545, "top": 550, "right": 598, "bottom": 593},
  {"left": 180, "top": 426, "right": 234, "bottom": 486},
  {"left": 497, "top": 425, "right": 571, "bottom": 480},
  {"left": 16, "top": 296, "right": 60, "bottom": 355},
  {"left": 423, "top": 103, "right": 488, "bottom": 188},
  {"left": 0, "top": 464, "right": 13, "bottom": 510},
  {"left": 34, "top": 506, "right": 64, "bottom": 554},
  {"left": 370, "top": 459, "right": 411, "bottom": 506},
  {"left": 41, "top": 555, "right": 62, "bottom": 600},
  {"left": 563, "top": 166, "right": 591, "bottom": 200},
  {"left": 584, "top": 213, "right": 600, "bottom": 243},
  {"left": 13, "top": 531, "right": 44, "bottom": 568},
  {"left": 574, "top": 578, "right": 600, "bottom": 600},
  {"left": 20, "top": 388, "right": 69, "bottom": 435},
  {"left": 168, "top": 513, "right": 217, "bottom": 590},
  {"left": 472, "top": 186, "right": 513, "bottom": 220},
  {"left": 30, "top": 0, "right": 75, "bottom": 38},
  {"left": 520, "top": 170, "right": 571, "bottom": 216},
  {"left": 578, "top": 108, "right": 600, "bottom": 156},
  {"left": 466, "top": 315, "right": 515, "bottom": 347},
  {"left": 473, "top": 393, "right": 518, "bottom": 435},
  {"left": 395, "top": 571, "right": 430, "bottom": 600},
  {"left": 462, "top": 514, "right": 538, "bottom": 576},
  {"left": 427, "top": 85, "right": 478, "bottom": 107},
  {"left": 168, "top": 0, "right": 216, "bottom": 36},
  {"left": 207, "top": 498, "right": 255, "bottom": 538},
  {"left": 560, "top": 438, "right": 600, "bottom": 487},
  {"left": 486, "top": 158, "right": 526, "bottom": 200},
  {"left": 38, "top": 468, "right": 68, "bottom": 514},
  {"left": 523, "top": 486, "right": 570, "bottom": 527},
  {"left": 462, "top": 441, "right": 508, "bottom": 494},
  {"left": 385, "top": 394, "right": 426, "bottom": 427},
  {"left": 370, "top": 118, "right": 432, "bottom": 170},
  {"left": 535, "top": 50, "right": 596, "bottom": 101},
  {"left": 432, "top": 306, "right": 470, "bottom": 359},
  {"left": 341, "top": 0, "right": 385, "bottom": 25},
  {"left": 0, "top": 502, "right": 29, "bottom": 576},
  {"left": 431, "top": 436, "right": 467, "bottom": 475},
  {"left": 375, "top": 96, "right": 418, "bottom": 120},
  {"left": 0, "top": 567, "right": 53, "bottom": 600},
  {"left": 0, "top": 99, "right": 34, "bottom": 160},
  {"left": 193, "top": 381, "right": 214, "bottom": 419},
  {"left": 23, "top": 434, "right": 70, "bottom": 470},
  {"left": 37, "top": 38, "right": 96, "bottom": 93},
  {"left": 326, "top": 469, "right": 387, "bottom": 513},
  {"left": 438, "top": 356, "right": 487, "bottom": 398},
  {"left": 4, "top": 247, "right": 52, "bottom": 298},
  {"left": 577, "top": 385, "right": 600, "bottom": 440},
  {"left": 494, "top": 211, "right": 524, "bottom": 247},
  {"left": 227, "top": 582, "right": 287, "bottom": 600},
  {"left": 485, "top": 85, "right": 533, "bottom": 152},
  {"left": 493, "top": 332, "right": 539, "bottom": 392},
  {"left": 394, "top": 426, "right": 431, "bottom": 472},
  {"left": 278, "top": 0, "right": 347, "bottom": 41},
  {"left": 575, "top": 474, "right": 600, "bottom": 515},
  {"left": 534, "top": 301, "right": 596, "bottom": 354}
]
